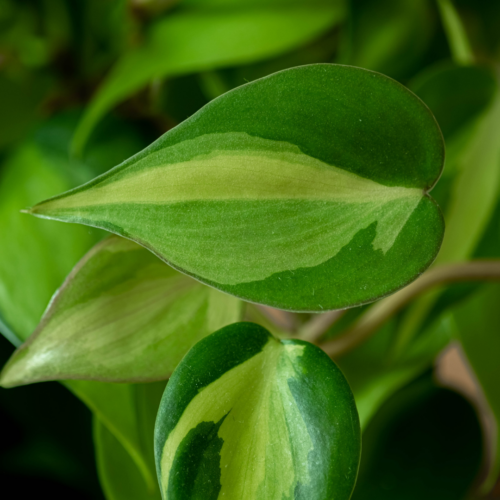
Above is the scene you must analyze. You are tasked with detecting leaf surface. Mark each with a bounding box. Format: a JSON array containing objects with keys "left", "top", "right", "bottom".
[
  {"left": 0, "top": 235, "right": 241, "bottom": 386},
  {"left": 95, "top": 419, "right": 162, "bottom": 500},
  {"left": 31, "top": 65, "right": 444, "bottom": 311},
  {"left": 94, "top": 382, "right": 166, "bottom": 500},
  {"left": 71, "top": 4, "right": 345, "bottom": 153},
  {"left": 155, "top": 322, "right": 360, "bottom": 500},
  {"left": 0, "top": 114, "right": 161, "bottom": 493}
]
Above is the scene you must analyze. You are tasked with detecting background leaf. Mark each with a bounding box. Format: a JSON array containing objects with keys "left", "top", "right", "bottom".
[
  {"left": 435, "top": 74, "right": 500, "bottom": 264},
  {"left": 0, "top": 112, "right": 161, "bottom": 494},
  {"left": 0, "top": 334, "right": 103, "bottom": 499},
  {"left": 0, "top": 235, "right": 242, "bottom": 386},
  {"left": 95, "top": 420, "right": 161, "bottom": 500},
  {"left": 0, "top": 111, "right": 151, "bottom": 345},
  {"left": 71, "top": 3, "right": 346, "bottom": 153},
  {"left": 94, "top": 382, "right": 165, "bottom": 500},
  {"left": 342, "top": 0, "right": 434, "bottom": 80},
  {"left": 352, "top": 374, "right": 482, "bottom": 499}
]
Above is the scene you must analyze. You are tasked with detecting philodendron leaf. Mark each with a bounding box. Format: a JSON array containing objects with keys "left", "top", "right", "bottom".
[
  {"left": 155, "top": 322, "right": 360, "bottom": 500},
  {"left": 0, "top": 235, "right": 241, "bottom": 387},
  {"left": 30, "top": 64, "right": 445, "bottom": 311}
]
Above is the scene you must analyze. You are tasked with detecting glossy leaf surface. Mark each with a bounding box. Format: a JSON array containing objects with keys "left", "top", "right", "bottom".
[
  {"left": 72, "top": 3, "right": 345, "bottom": 153},
  {"left": 31, "top": 65, "right": 444, "bottom": 311},
  {"left": 0, "top": 236, "right": 241, "bottom": 387},
  {"left": 155, "top": 322, "right": 360, "bottom": 500}
]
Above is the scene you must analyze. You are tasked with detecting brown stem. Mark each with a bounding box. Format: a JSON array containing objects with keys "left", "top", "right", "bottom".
[
  {"left": 255, "top": 305, "right": 297, "bottom": 333},
  {"left": 320, "top": 260, "right": 500, "bottom": 358},
  {"left": 296, "top": 310, "right": 346, "bottom": 343}
]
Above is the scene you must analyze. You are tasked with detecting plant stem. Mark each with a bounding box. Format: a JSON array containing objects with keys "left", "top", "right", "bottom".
[
  {"left": 296, "top": 310, "right": 346, "bottom": 344},
  {"left": 320, "top": 260, "right": 500, "bottom": 358}
]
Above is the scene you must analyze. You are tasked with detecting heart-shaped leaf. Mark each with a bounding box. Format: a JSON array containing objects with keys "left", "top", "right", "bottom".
[
  {"left": 155, "top": 322, "right": 360, "bottom": 500},
  {"left": 0, "top": 236, "right": 241, "bottom": 387},
  {"left": 29, "top": 64, "right": 445, "bottom": 311}
]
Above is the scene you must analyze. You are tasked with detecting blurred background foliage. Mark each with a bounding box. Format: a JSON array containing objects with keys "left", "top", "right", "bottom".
[{"left": 0, "top": 0, "right": 499, "bottom": 498}]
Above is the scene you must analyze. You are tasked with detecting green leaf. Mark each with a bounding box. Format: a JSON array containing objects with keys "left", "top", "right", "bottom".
[
  {"left": 67, "top": 380, "right": 164, "bottom": 494},
  {"left": 71, "top": 3, "right": 346, "bottom": 154},
  {"left": 411, "top": 63, "right": 496, "bottom": 141},
  {"left": 30, "top": 65, "right": 445, "bottom": 311},
  {"left": 0, "top": 114, "right": 160, "bottom": 494},
  {"left": 0, "top": 235, "right": 242, "bottom": 387},
  {"left": 435, "top": 72, "right": 500, "bottom": 264},
  {"left": 0, "top": 141, "right": 99, "bottom": 343},
  {"left": 0, "top": 112, "right": 151, "bottom": 344},
  {"left": 391, "top": 68, "right": 500, "bottom": 349},
  {"left": 95, "top": 419, "right": 162, "bottom": 500},
  {"left": 0, "top": 72, "right": 52, "bottom": 150},
  {"left": 410, "top": 62, "right": 497, "bottom": 211},
  {"left": 155, "top": 322, "right": 360, "bottom": 500},
  {"left": 343, "top": 0, "right": 434, "bottom": 80},
  {"left": 453, "top": 284, "right": 500, "bottom": 493},
  {"left": 337, "top": 312, "right": 454, "bottom": 430},
  {"left": 353, "top": 377, "right": 482, "bottom": 500},
  {"left": 93, "top": 382, "right": 165, "bottom": 500}
]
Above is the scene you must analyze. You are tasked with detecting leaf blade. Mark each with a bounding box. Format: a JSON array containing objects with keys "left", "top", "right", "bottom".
[
  {"left": 31, "top": 64, "right": 445, "bottom": 311},
  {"left": 155, "top": 322, "right": 361, "bottom": 500},
  {"left": 0, "top": 236, "right": 242, "bottom": 387}
]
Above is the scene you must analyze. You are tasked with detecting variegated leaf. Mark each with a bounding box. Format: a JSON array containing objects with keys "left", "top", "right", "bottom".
[
  {"left": 155, "top": 322, "right": 360, "bottom": 500},
  {"left": 29, "top": 64, "right": 444, "bottom": 311},
  {"left": 0, "top": 236, "right": 241, "bottom": 387}
]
